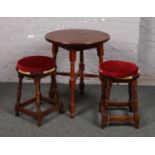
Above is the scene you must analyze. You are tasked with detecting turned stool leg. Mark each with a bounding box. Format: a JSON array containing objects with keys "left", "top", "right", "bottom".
[
  {"left": 106, "top": 80, "right": 112, "bottom": 102},
  {"left": 128, "top": 81, "right": 133, "bottom": 112},
  {"left": 101, "top": 78, "right": 112, "bottom": 128},
  {"left": 51, "top": 73, "right": 64, "bottom": 113},
  {"left": 15, "top": 73, "right": 23, "bottom": 116},
  {"left": 34, "top": 78, "right": 42, "bottom": 126},
  {"left": 79, "top": 50, "right": 85, "bottom": 94},
  {"left": 49, "top": 76, "right": 55, "bottom": 100},
  {"left": 130, "top": 79, "right": 140, "bottom": 128},
  {"left": 99, "top": 73, "right": 105, "bottom": 112}
]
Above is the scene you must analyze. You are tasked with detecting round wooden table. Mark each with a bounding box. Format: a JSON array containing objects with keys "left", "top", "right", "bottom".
[{"left": 45, "top": 29, "right": 110, "bottom": 117}]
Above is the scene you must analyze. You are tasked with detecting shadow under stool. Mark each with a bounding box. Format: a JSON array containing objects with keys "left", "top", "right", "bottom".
[
  {"left": 15, "top": 56, "right": 64, "bottom": 126},
  {"left": 99, "top": 60, "right": 140, "bottom": 128}
]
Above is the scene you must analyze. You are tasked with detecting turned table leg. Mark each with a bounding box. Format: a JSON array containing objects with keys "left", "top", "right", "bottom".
[
  {"left": 79, "top": 50, "right": 85, "bottom": 94},
  {"left": 69, "top": 49, "right": 76, "bottom": 118},
  {"left": 51, "top": 72, "right": 64, "bottom": 113},
  {"left": 97, "top": 43, "right": 104, "bottom": 112},
  {"left": 49, "top": 43, "right": 59, "bottom": 99},
  {"left": 97, "top": 43, "right": 104, "bottom": 65}
]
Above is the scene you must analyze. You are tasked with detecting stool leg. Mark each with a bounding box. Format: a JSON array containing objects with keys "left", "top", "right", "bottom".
[
  {"left": 99, "top": 75, "right": 112, "bottom": 112},
  {"left": 34, "top": 78, "right": 42, "bottom": 126},
  {"left": 105, "top": 79, "right": 112, "bottom": 121},
  {"left": 128, "top": 81, "right": 133, "bottom": 112},
  {"left": 131, "top": 79, "right": 140, "bottom": 128},
  {"left": 49, "top": 76, "right": 55, "bottom": 100},
  {"left": 51, "top": 73, "right": 64, "bottom": 113},
  {"left": 99, "top": 73, "right": 106, "bottom": 112},
  {"left": 79, "top": 50, "right": 85, "bottom": 94},
  {"left": 106, "top": 80, "right": 112, "bottom": 101},
  {"left": 101, "top": 78, "right": 112, "bottom": 128},
  {"left": 15, "top": 73, "right": 23, "bottom": 116},
  {"left": 101, "top": 78, "right": 108, "bottom": 128}
]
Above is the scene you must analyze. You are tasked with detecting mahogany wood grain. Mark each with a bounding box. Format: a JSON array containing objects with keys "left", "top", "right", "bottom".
[
  {"left": 100, "top": 74, "right": 140, "bottom": 128},
  {"left": 46, "top": 29, "right": 110, "bottom": 50},
  {"left": 15, "top": 70, "right": 64, "bottom": 126},
  {"left": 46, "top": 29, "right": 110, "bottom": 117}
]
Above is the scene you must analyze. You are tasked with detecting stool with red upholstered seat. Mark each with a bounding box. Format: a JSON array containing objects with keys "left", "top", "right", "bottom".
[
  {"left": 99, "top": 60, "right": 140, "bottom": 128},
  {"left": 15, "top": 56, "right": 63, "bottom": 126}
]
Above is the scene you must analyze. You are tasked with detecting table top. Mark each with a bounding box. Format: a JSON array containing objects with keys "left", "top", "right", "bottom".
[{"left": 45, "top": 29, "right": 110, "bottom": 49}]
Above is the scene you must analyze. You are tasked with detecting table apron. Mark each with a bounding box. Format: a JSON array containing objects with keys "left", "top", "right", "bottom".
[{"left": 56, "top": 43, "right": 104, "bottom": 51}]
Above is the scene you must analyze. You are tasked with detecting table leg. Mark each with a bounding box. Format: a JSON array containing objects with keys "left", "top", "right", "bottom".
[
  {"left": 51, "top": 43, "right": 58, "bottom": 66},
  {"left": 97, "top": 43, "right": 104, "bottom": 113},
  {"left": 97, "top": 43, "right": 104, "bottom": 65},
  {"left": 69, "top": 49, "right": 76, "bottom": 118},
  {"left": 49, "top": 43, "right": 58, "bottom": 99},
  {"left": 79, "top": 50, "right": 85, "bottom": 94}
]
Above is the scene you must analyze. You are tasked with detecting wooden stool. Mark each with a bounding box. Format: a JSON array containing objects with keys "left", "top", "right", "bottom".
[
  {"left": 99, "top": 60, "right": 140, "bottom": 128},
  {"left": 15, "top": 56, "right": 64, "bottom": 126}
]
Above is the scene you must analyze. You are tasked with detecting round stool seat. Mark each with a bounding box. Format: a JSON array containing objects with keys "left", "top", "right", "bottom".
[
  {"left": 16, "top": 56, "right": 55, "bottom": 74},
  {"left": 99, "top": 60, "right": 139, "bottom": 78}
]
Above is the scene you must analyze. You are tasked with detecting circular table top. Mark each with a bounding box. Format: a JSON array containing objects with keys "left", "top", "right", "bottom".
[{"left": 45, "top": 29, "right": 110, "bottom": 49}]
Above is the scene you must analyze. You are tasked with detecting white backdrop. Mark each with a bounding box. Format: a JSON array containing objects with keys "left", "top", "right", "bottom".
[{"left": 0, "top": 17, "right": 147, "bottom": 84}]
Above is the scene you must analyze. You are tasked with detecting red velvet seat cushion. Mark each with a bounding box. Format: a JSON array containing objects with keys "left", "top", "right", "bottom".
[
  {"left": 16, "top": 56, "right": 55, "bottom": 73},
  {"left": 99, "top": 60, "right": 139, "bottom": 78}
]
